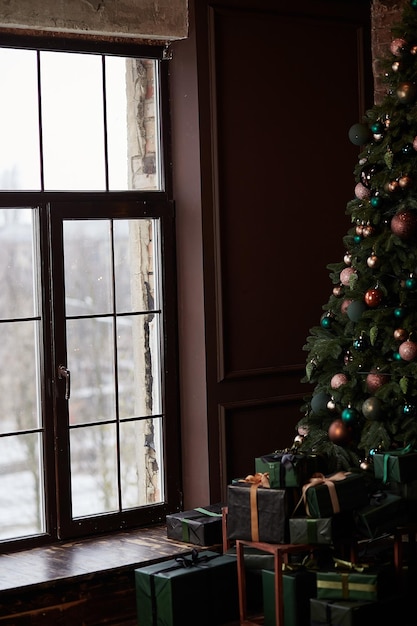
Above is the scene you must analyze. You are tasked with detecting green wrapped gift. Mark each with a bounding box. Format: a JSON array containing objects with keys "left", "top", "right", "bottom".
[
  {"left": 255, "top": 452, "right": 325, "bottom": 488},
  {"left": 166, "top": 503, "right": 224, "bottom": 546},
  {"left": 373, "top": 448, "right": 417, "bottom": 484},
  {"left": 262, "top": 568, "right": 316, "bottom": 626},
  {"left": 310, "top": 597, "right": 380, "bottom": 625},
  {"left": 354, "top": 492, "right": 408, "bottom": 539},
  {"left": 289, "top": 516, "right": 332, "bottom": 545},
  {"left": 135, "top": 549, "right": 239, "bottom": 626},
  {"left": 302, "top": 472, "right": 368, "bottom": 519},
  {"left": 316, "top": 566, "right": 393, "bottom": 602}
]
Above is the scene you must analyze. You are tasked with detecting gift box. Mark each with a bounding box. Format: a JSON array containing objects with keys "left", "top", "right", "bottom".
[
  {"left": 166, "top": 503, "right": 223, "bottom": 546},
  {"left": 302, "top": 472, "right": 368, "bottom": 519},
  {"left": 135, "top": 549, "right": 239, "bottom": 626},
  {"left": 316, "top": 565, "right": 393, "bottom": 602},
  {"left": 255, "top": 452, "right": 325, "bottom": 488},
  {"left": 262, "top": 568, "right": 316, "bottom": 626},
  {"left": 373, "top": 448, "right": 417, "bottom": 484},
  {"left": 354, "top": 491, "right": 408, "bottom": 539},
  {"left": 289, "top": 517, "right": 332, "bottom": 545},
  {"left": 310, "top": 598, "right": 401, "bottom": 626},
  {"left": 227, "top": 482, "right": 288, "bottom": 543}
]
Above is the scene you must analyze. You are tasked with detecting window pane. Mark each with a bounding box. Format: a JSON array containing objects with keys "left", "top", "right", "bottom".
[
  {"left": 40, "top": 51, "right": 106, "bottom": 190},
  {"left": 0, "top": 208, "right": 38, "bottom": 318},
  {"left": 70, "top": 424, "right": 118, "bottom": 517},
  {"left": 120, "top": 418, "right": 163, "bottom": 508},
  {"left": 0, "top": 321, "right": 42, "bottom": 433},
  {"left": 64, "top": 220, "right": 113, "bottom": 316},
  {"left": 0, "top": 433, "right": 44, "bottom": 539},
  {"left": 67, "top": 318, "right": 116, "bottom": 425},
  {"left": 107, "top": 57, "right": 161, "bottom": 191},
  {"left": 114, "top": 219, "right": 157, "bottom": 313},
  {"left": 0, "top": 49, "right": 41, "bottom": 190},
  {"left": 117, "top": 315, "right": 162, "bottom": 418}
]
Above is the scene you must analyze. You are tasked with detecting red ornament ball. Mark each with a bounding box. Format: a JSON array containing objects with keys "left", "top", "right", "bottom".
[
  {"left": 330, "top": 373, "right": 348, "bottom": 389},
  {"left": 391, "top": 211, "right": 417, "bottom": 240},
  {"left": 364, "top": 288, "right": 383, "bottom": 307},
  {"left": 328, "top": 419, "right": 352, "bottom": 445},
  {"left": 399, "top": 340, "right": 417, "bottom": 361},
  {"left": 366, "top": 371, "right": 388, "bottom": 393},
  {"left": 340, "top": 267, "right": 355, "bottom": 286}
]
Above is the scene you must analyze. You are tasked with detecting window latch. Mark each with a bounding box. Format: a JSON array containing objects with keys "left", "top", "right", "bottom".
[{"left": 57, "top": 365, "right": 71, "bottom": 400}]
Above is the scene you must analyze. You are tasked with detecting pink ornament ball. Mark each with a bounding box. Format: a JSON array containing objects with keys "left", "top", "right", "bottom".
[
  {"left": 341, "top": 299, "right": 353, "bottom": 314},
  {"left": 331, "top": 373, "right": 348, "bottom": 389},
  {"left": 413, "top": 136, "right": 417, "bottom": 151},
  {"left": 399, "top": 340, "right": 417, "bottom": 361},
  {"left": 390, "top": 38, "right": 407, "bottom": 56},
  {"left": 340, "top": 267, "right": 355, "bottom": 286},
  {"left": 366, "top": 371, "right": 389, "bottom": 393},
  {"left": 355, "top": 182, "right": 370, "bottom": 200}
]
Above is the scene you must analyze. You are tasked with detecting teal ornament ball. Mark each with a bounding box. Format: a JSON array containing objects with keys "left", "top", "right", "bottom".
[
  {"left": 341, "top": 406, "right": 357, "bottom": 424},
  {"left": 371, "top": 122, "right": 384, "bottom": 134},
  {"left": 393, "top": 351, "right": 402, "bottom": 361},
  {"left": 354, "top": 234, "right": 362, "bottom": 244},
  {"left": 347, "top": 300, "right": 367, "bottom": 322},
  {"left": 320, "top": 313, "right": 332, "bottom": 329},
  {"left": 403, "top": 403, "right": 417, "bottom": 416},
  {"left": 370, "top": 196, "right": 382, "bottom": 208},
  {"left": 406, "top": 276, "right": 417, "bottom": 289},
  {"left": 394, "top": 307, "right": 405, "bottom": 319},
  {"left": 348, "top": 123, "right": 371, "bottom": 146},
  {"left": 362, "top": 397, "right": 382, "bottom": 420},
  {"left": 311, "top": 391, "right": 331, "bottom": 414},
  {"left": 412, "top": 0, "right": 417, "bottom": 8}
]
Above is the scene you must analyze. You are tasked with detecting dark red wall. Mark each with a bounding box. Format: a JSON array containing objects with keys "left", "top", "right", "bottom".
[{"left": 170, "top": 0, "right": 373, "bottom": 507}]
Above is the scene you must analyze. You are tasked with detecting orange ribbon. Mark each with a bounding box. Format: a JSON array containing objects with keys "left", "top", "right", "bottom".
[
  {"left": 301, "top": 472, "right": 350, "bottom": 517},
  {"left": 239, "top": 472, "right": 270, "bottom": 541}
]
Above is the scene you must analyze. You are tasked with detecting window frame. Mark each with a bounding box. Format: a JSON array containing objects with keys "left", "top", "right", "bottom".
[{"left": 0, "top": 33, "right": 181, "bottom": 552}]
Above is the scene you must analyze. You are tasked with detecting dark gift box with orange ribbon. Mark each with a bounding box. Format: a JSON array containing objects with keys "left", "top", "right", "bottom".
[
  {"left": 302, "top": 472, "right": 368, "bottom": 519},
  {"left": 227, "top": 476, "right": 288, "bottom": 543},
  {"left": 166, "top": 503, "right": 224, "bottom": 546}
]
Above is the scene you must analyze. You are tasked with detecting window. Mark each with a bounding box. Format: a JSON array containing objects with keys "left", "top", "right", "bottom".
[{"left": 0, "top": 42, "right": 181, "bottom": 549}]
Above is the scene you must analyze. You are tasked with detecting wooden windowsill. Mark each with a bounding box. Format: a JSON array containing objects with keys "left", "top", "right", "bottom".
[{"left": 0, "top": 525, "right": 196, "bottom": 594}]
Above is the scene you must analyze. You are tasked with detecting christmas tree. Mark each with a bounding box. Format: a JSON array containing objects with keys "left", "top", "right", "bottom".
[{"left": 297, "top": 0, "right": 417, "bottom": 473}]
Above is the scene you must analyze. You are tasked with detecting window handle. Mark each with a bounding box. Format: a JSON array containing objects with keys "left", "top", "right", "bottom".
[{"left": 58, "top": 365, "right": 71, "bottom": 400}]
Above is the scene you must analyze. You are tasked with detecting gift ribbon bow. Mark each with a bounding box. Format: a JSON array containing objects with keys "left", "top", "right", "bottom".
[
  {"left": 239, "top": 472, "right": 270, "bottom": 542},
  {"left": 382, "top": 443, "right": 413, "bottom": 484},
  {"left": 333, "top": 558, "right": 368, "bottom": 573},
  {"left": 301, "top": 472, "right": 350, "bottom": 516}
]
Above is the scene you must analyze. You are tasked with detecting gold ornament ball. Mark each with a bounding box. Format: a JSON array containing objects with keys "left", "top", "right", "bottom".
[
  {"left": 344, "top": 252, "right": 352, "bottom": 266},
  {"left": 360, "top": 459, "right": 371, "bottom": 471},
  {"left": 367, "top": 254, "right": 380, "bottom": 269},
  {"left": 355, "top": 224, "right": 364, "bottom": 236},
  {"left": 394, "top": 328, "right": 408, "bottom": 342},
  {"left": 362, "top": 224, "right": 375, "bottom": 238},
  {"left": 399, "top": 175, "right": 411, "bottom": 188},
  {"left": 397, "top": 82, "right": 417, "bottom": 104},
  {"left": 362, "top": 396, "right": 382, "bottom": 420},
  {"left": 333, "top": 285, "right": 343, "bottom": 297}
]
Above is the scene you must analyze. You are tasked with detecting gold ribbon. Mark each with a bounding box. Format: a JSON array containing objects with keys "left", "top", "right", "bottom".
[
  {"left": 301, "top": 472, "right": 350, "bottom": 516},
  {"left": 334, "top": 558, "right": 368, "bottom": 573},
  {"left": 317, "top": 576, "right": 376, "bottom": 599}
]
